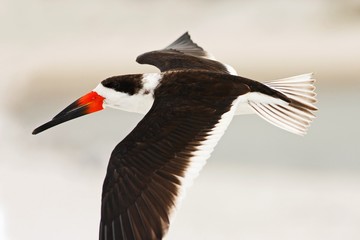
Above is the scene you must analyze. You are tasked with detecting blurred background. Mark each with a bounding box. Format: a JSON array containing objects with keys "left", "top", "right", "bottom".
[{"left": 1, "top": 0, "right": 360, "bottom": 239}]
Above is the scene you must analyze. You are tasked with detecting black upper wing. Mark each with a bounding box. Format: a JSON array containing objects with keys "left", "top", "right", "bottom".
[
  {"left": 164, "top": 32, "right": 212, "bottom": 59},
  {"left": 136, "top": 32, "right": 232, "bottom": 74},
  {"left": 99, "top": 72, "right": 250, "bottom": 240}
]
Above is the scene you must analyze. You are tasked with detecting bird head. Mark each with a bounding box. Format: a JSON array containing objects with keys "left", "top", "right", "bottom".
[{"left": 32, "top": 73, "right": 161, "bottom": 135}]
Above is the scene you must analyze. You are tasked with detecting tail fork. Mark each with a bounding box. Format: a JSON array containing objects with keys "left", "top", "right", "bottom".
[{"left": 249, "top": 73, "right": 317, "bottom": 136}]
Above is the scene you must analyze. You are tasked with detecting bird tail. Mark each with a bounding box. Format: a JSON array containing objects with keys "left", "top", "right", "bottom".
[{"left": 248, "top": 73, "right": 317, "bottom": 136}]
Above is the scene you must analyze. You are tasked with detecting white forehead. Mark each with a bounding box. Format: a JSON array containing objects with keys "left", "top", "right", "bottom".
[{"left": 93, "top": 73, "right": 161, "bottom": 114}]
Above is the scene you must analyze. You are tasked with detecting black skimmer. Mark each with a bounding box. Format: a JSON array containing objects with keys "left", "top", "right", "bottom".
[{"left": 33, "top": 32, "right": 317, "bottom": 240}]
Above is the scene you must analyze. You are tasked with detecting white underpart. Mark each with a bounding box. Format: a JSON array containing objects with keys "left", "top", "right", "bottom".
[
  {"left": 207, "top": 54, "right": 237, "bottom": 76},
  {"left": 166, "top": 96, "right": 242, "bottom": 235},
  {"left": 203, "top": 52, "right": 237, "bottom": 76},
  {"left": 224, "top": 63, "right": 238, "bottom": 76},
  {"left": 93, "top": 73, "right": 161, "bottom": 114},
  {"left": 235, "top": 92, "right": 287, "bottom": 115},
  {"left": 202, "top": 52, "right": 216, "bottom": 61},
  {"left": 240, "top": 73, "right": 317, "bottom": 136}
]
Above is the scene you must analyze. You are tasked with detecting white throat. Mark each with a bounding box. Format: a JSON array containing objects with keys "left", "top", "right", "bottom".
[{"left": 94, "top": 73, "right": 161, "bottom": 114}]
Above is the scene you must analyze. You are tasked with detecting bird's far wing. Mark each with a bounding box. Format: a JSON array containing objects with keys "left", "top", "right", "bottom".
[
  {"left": 136, "top": 32, "right": 237, "bottom": 74},
  {"left": 164, "top": 32, "right": 214, "bottom": 59},
  {"left": 99, "top": 81, "right": 250, "bottom": 240}
]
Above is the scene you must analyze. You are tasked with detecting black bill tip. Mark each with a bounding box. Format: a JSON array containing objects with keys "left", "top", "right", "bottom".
[
  {"left": 32, "top": 91, "right": 105, "bottom": 135},
  {"left": 32, "top": 104, "right": 87, "bottom": 135}
]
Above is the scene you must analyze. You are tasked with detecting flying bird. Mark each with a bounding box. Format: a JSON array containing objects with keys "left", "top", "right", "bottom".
[{"left": 33, "top": 32, "right": 317, "bottom": 240}]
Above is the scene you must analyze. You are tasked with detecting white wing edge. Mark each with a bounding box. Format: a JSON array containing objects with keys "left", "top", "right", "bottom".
[{"left": 164, "top": 96, "right": 241, "bottom": 238}]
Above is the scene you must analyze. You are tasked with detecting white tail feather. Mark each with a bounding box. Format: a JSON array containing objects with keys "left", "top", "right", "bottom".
[{"left": 249, "top": 73, "right": 317, "bottom": 136}]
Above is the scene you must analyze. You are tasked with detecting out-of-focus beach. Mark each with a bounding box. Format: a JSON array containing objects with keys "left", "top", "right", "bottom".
[{"left": 1, "top": 0, "right": 360, "bottom": 239}]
